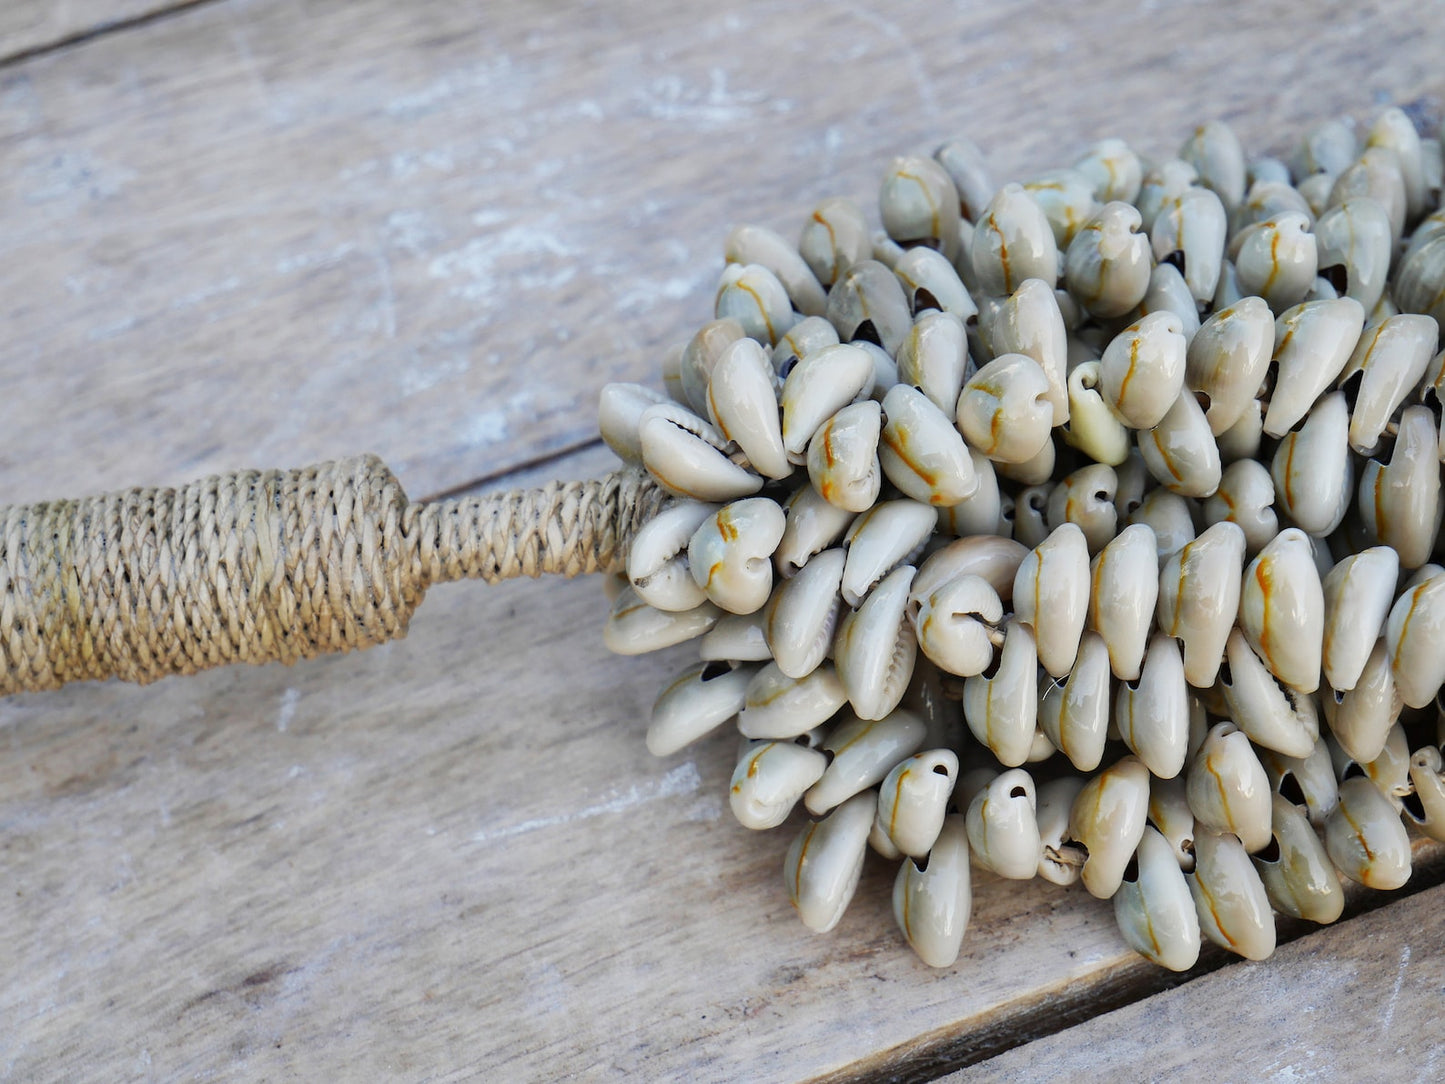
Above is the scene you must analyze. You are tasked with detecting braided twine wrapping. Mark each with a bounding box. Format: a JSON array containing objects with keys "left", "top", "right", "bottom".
[{"left": 0, "top": 456, "right": 668, "bottom": 695}]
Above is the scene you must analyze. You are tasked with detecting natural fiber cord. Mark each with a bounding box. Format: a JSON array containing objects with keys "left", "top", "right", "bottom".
[{"left": 0, "top": 456, "right": 668, "bottom": 694}]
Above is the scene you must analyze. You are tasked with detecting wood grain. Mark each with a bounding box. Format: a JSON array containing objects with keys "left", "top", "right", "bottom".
[{"left": 0, "top": 2, "right": 199, "bottom": 64}]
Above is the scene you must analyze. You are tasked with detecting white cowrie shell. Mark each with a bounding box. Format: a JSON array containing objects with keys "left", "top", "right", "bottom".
[
  {"left": 935, "top": 136, "right": 995, "bottom": 222},
  {"left": 699, "top": 611, "right": 772, "bottom": 663},
  {"left": 775, "top": 482, "right": 855, "bottom": 579},
  {"left": 599, "top": 382, "right": 672, "bottom": 464},
  {"left": 1395, "top": 234, "right": 1445, "bottom": 327},
  {"left": 799, "top": 196, "right": 871, "bottom": 288},
  {"left": 1065, "top": 201, "right": 1152, "bottom": 319},
  {"left": 1219, "top": 628, "right": 1320, "bottom": 758},
  {"left": 1324, "top": 638, "right": 1401, "bottom": 765},
  {"left": 1385, "top": 570, "right": 1445, "bottom": 709},
  {"left": 854, "top": 339, "right": 899, "bottom": 401},
  {"left": 966, "top": 769, "right": 1042, "bottom": 880},
  {"left": 1260, "top": 739, "right": 1340, "bottom": 828},
  {"left": 1328, "top": 146, "right": 1407, "bottom": 247},
  {"left": 725, "top": 223, "right": 828, "bottom": 318},
  {"left": 988, "top": 279, "right": 1069, "bottom": 424},
  {"left": 628, "top": 500, "right": 719, "bottom": 612},
  {"left": 1405, "top": 745, "right": 1445, "bottom": 842},
  {"left": 1114, "top": 827, "right": 1202, "bottom": 972},
  {"left": 879, "top": 384, "right": 978, "bottom": 508},
  {"left": 681, "top": 318, "right": 748, "bottom": 415},
  {"left": 1069, "top": 755, "right": 1151, "bottom": 899},
  {"left": 1099, "top": 312, "right": 1188, "bottom": 430},
  {"left": 1073, "top": 138, "right": 1143, "bottom": 204},
  {"left": 1264, "top": 296, "right": 1366, "bottom": 438},
  {"left": 780, "top": 343, "right": 877, "bottom": 462},
  {"left": 894, "top": 246, "right": 977, "bottom": 324},
  {"left": 660, "top": 341, "right": 688, "bottom": 406},
  {"left": 1291, "top": 116, "right": 1357, "bottom": 181},
  {"left": 1368, "top": 107, "right": 1427, "bottom": 219},
  {"left": 716, "top": 262, "right": 796, "bottom": 347},
  {"left": 706, "top": 337, "right": 790, "bottom": 480},
  {"left": 1010, "top": 484, "right": 1052, "bottom": 549},
  {"left": 1021, "top": 166, "right": 1101, "bottom": 248},
  {"left": 1139, "top": 389, "right": 1222, "bottom": 499},
  {"left": 1297, "top": 171, "right": 1336, "bottom": 218},
  {"left": 1129, "top": 487, "right": 1196, "bottom": 561},
  {"left": 1138, "top": 261, "right": 1201, "bottom": 343},
  {"left": 1202, "top": 458, "right": 1277, "bottom": 556},
  {"left": 766, "top": 547, "right": 844, "bottom": 679},
  {"left": 1231, "top": 213, "right": 1318, "bottom": 312},
  {"left": 647, "top": 661, "right": 758, "bottom": 757},
  {"left": 1116, "top": 633, "right": 1191, "bottom": 780},
  {"left": 834, "top": 565, "right": 918, "bottom": 720},
  {"left": 1321, "top": 546, "right": 1399, "bottom": 692},
  {"left": 1013, "top": 523, "right": 1090, "bottom": 678},
  {"left": 1148, "top": 774, "right": 1197, "bottom": 871},
  {"left": 963, "top": 619, "right": 1039, "bottom": 767},
  {"left": 1152, "top": 186, "right": 1228, "bottom": 303},
  {"left": 805, "top": 709, "right": 927, "bottom": 816},
  {"left": 1038, "top": 631, "right": 1111, "bottom": 772},
  {"left": 603, "top": 588, "right": 721, "bottom": 655},
  {"left": 897, "top": 311, "right": 969, "bottom": 415},
  {"left": 826, "top": 259, "right": 912, "bottom": 357},
  {"left": 877, "top": 749, "right": 959, "bottom": 858},
  {"left": 912, "top": 535, "right": 1027, "bottom": 610},
  {"left": 1332, "top": 721, "right": 1411, "bottom": 807},
  {"left": 1340, "top": 314, "right": 1439, "bottom": 455},
  {"left": 1405, "top": 208, "right": 1445, "bottom": 266},
  {"left": 1216, "top": 397, "right": 1265, "bottom": 464},
  {"left": 881, "top": 155, "right": 963, "bottom": 262},
  {"left": 1089, "top": 523, "right": 1159, "bottom": 682},
  {"left": 841, "top": 501, "right": 937, "bottom": 607},
  {"left": 1358, "top": 405, "right": 1443, "bottom": 569},
  {"left": 1181, "top": 119, "right": 1247, "bottom": 214},
  {"left": 808, "top": 401, "right": 883, "bottom": 514},
  {"left": 1312, "top": 197, "right": 1392, "bottom": 314},
  {"left": 1035, "top": 777, "right": 1088, "bottom": 885},
  {"left": 1210, "top": 259, "right": 1248, "bottom": 312},
  {"left": 639, "top": 401, "right": 763, "bottom": 502},
  {"left": 771, "top": 315, "right": 840, "bottom": 379},
  {"left": 688, "top": 498, "right": 787, "bottom": 615},
  {"left": 956, "top": 353, "right": 1054, "bottom": 464},
  {"left": 1253, "top": 793, "right": 1344, "bottom": 924},
  {"left": 1137, "top": 157, "right": 1198, "bottom": 233},
  {"left": 938, "top": 449, "right": 1007, "bottom": 537},
  {"left": 1187, "top": 827, "right": 1276, "bottom": 960},
  {"left": 1234, "top": 177, "right": 1313, "bottom": 232},
  {"left": 784, "top": 790, "right": 875, "bottom": 933},
  {"left": 731, "top": 740, "right": 829, "bottom": 830},
  {"left": 893, "top": 813, "right": 972, "bottom": 968},
  {"left": 1157, "top": 521, "right": 1246, "bottom": 688},
  {"left": 971, "top": 182, "right": 1059, "bottom": 296},
  {"left": 1238, "top": 527, "right": 1325, "bottom": 693},
  {"left": 1186, "top": 722, "right": 1273, "bottom": 852},
  {"left": 1269, "top": 390, "right": 1353, "bottom": 536},
  {"left": 1046, "top": 464, "right": 1118, "bottom": 554},
  {"left": 1324, "top": 777, "right": 1411, "bottom": 890},
  {"left": 912, "top": 573, "right": 1003, "bottom": 678},
  {"left": 1062, "top": 360, "right": 1131, "bottom": 466},
  {"left": 995, "top": 434, "right": 1056, "bottom": 486},
  {"left": 737, "top": 662, "right": 848, "bottom": 740}
]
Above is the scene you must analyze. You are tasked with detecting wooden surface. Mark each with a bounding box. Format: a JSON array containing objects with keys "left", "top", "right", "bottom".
[
  {"left": 1, "top": 1, "right": 1444, "bottom": 1080},
  {"left": 0, "top": 1, "right": 195, "bottom": 62}
]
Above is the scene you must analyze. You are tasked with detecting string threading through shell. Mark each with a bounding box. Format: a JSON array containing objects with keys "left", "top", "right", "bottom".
[{"left": 600, "top": 109, "right": 1445, "bottom": 972}]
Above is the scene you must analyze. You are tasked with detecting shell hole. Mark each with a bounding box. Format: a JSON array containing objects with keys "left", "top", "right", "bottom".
[
  {"left": 1194, "top": 390, "right": 1212, "bottom": 414},
  {"left": 1161, "top": 250, "right": 1187, "bottom": 276},
  {"left": 1320, "top": 263, "right": 1349, "bottom": 295},
  {"left": 913, "top": 852, "right": 931, "bottom": 873},
  {"left": 1123, "top": 497, "right": 1142, "bottom": 515},
  {"left": 1277, "top": 772, "right": 1307, "bottom": 807},
  {"left": 1070, "top": 840, "right": 1090, "bottom": 861},
  {"left": 1009, "top": 785, "right": 1028, "bottom": 798},
  {"left": 779, "top": 355, "right": 799, "bottom": 379},
  {"left": 914, "top": 288, "right": 942, "bottom": 314},
  {"left": 1094, "top": 490, "right": 1111, "bottom": 503},
  {"left": 932, "top": 763, "right": 951, "bottom": 776},
  {"left": 701, "top": 661, "right": 732, "bottom": 681},
  {"left": 981, "top": 643, "right": 1004, "bottom": 680},
  {"left": 1120, "top": 855, "right": 1140, "bottom": 884},
  {"left": 1180, "top": 838, "right": 1195, "bottom": 858},
  {"left": 853, "top": 320, "right": 883, "bottom": 347},
  {"left": 1218, "top": 659, "right": 1233, "bottom": 687},
  {"left": 1125, "top": 676, "right": 1142, "bottom": 692},
  {"left": 1256, "top": 836, "right": 1281, "bottom": 863},
  {"left": 1401, "top": 789, "right": 1427, "bottom": 822},
  {"left": 1339, "top": 368, "right": 1364, "bottom": 413},
  {"left": 1342, "top": 762, "right": 1366, "bottom": 781},
  {"left": 1332, "top": 687, "right": 1346, "bottom": 705},
  {"left": 1028, "top": 490, "right": 1049, "bottom": 513},
  {"left": 793, "top": 733, "right": 814, "bottom": 747}
]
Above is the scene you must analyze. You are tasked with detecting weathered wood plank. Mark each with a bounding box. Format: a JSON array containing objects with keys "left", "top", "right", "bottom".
[
  {"left": 0, "top": 2, "right": 198, "bottom": 64},
  {"left": 1, "top": 0, "right": 1441, "bottom": 507},
  {"left": 953, "top": 880, "right": 1445, "bottom": 1083}
]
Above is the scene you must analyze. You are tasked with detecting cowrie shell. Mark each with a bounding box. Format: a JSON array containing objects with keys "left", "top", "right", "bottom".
[
  {"left": 808, "top": 400, "right": 883, "bottom": 513},
  {"left": 599, "top": 381, "right": 672, "bottom": 464},
  {"left": 1011, "top": 484, "right": 1052, "bottom": 548},
  {"left": 1151, "top": 185, "right": 1228, "bottom": 303},
  {"left": 1181, "top": 119, "right": 1247, "bottom": 214},
  {"left": 1358, "top": 404, "right": 1442, "bottom": 570},
  {"left": 1291, "top": 116, "right": 1357, "bottom": 180},
  {"left": 1073, "top": 138, "right": 1143, "bottom": 205},
  {"left": 1230, "top": 212, "right": 1317, "bottom": 312},
  {"left": 603, "top": 587, "right": 720, "bottom": 655},
  {"left": 1258, "top": 738, "right": 1339, "bottom": 829},
  {"left": 1313, "top": 197, "right": 1392, "bottom": 314},
  {"left": 647, "top": 661, "right": 759, "bottom": 757},
  {"left": 1339, "top": 313, "right": 1439, "bottom": 455},
  {"left": 716, "top": 262, "right": 796, "bottom": 346},
  {"left": 799, "top": 196, "right": 871, "bottom": 288},
  {"left": 911, "top": 573, "right": 1003, "bottom": 679},
  {"left": 783, "top": 790, "right": 875, "bottom": 933},
  {"left": 1136, "top": 157, "right": 1197, "bottom": 233},
  {"left": 834, "top": 565, "right": 918, "bottom": 720},
  {"left": 893, "top": 813, "right": 972, "bottom": 968},
  {"left": 1065, "top": 201, "right": 1152, "bottom": 319},
  {"left": 1187, "top": 827, "right": 1276, "bottom": 960},
  {"left": 935, "top": 136, "right": 995, "bottom": 222},
  {"left": 966, "top": 769, "right": 1042, "bottom": 880},
  {"left": 912, "top": 534, "right": 1028, "bottom": 605},
  {"left": 804, "top": 708, "right": 927, "bottom": 816},
  {"left": 1148, "top": 774, "right": 1197, "bottom": 872},
  {"left": 1264, "top": 297, "right": 1366, "bottom": 438},
  {"left": 1114, "top": 826, "right": 1202, "bottom": 972},
  {"left": 841, "top": 500, "right": 937, "bottom": 608},
  {"left": 897, "top": 310, "right": 969, "bottom": 415},
  {"left": 660, "top": 341, "right": 687, "bottom": 406},
  {"left": 780, "top": 343, "right": 876, "bottom": 462},
  {"left": 705, "top": 337, "right": 790, "bottom": 480},
  {"left": 1269, "top": 390, "right": 1353, "bottom": 537},
  {"left": 956, "top": 353, "right": 1054, "bottom": 465},
  {"left": 1202, "top": 458, "right": 1277, "bottom": 556},
  {"left": 1324, "top": 777, "right": 1411, "bottom": 890},
  {"left": 1138, "top": 262, "right": 1201, "bottom": 343},
  {"left": 681, "top": 318, "right": 748, "bottom": 414},
  {"left": 1405, "top": 745, "right": 1445, "bottom": 843},
  {"left": 1321, "top": 546, "right": 1399, "bottom": 692},
  {"left": 826, "top": 259, "right": 912, "bottom": 356},
  {"left": 1046, "top": 464, "right": 1118, "bottom": 554},
  {"left": 879, "top": 384, "right": 978, "bottom": 507},
  {"left": 988, "top": 278, "right": 1069, "bottom": 423},
  {"left": 1368, "top": 106, "right": 1427, "bottom": 219},
  {"left": 688, "top": 498, "right": 786, "bottom": 615},
  {"left": 963, "top": 619, "right": 1039, "bottom": 767},
  {"left": 1186, "top": 722, "right": 1273, "bottom": 852},
  {"left": 995, "top": 432, "right": 1057, "bottom": 486},
  {"left": 1217, "top": 396, "right": 1265, "bottom": 464},
  {"left": 938, "top": 449, "right": 1007, "bottom": 537},
  {"left": 876, "top": 749, "right": 959, "bottom": 858},
  {"left": 1322, "top": 638, "right": 1400, "bottom": 765},
  {"left": 1038, "top": 630, "right": 1111, "bottom": 772},
  {"left": 1062, "top": 360, "right": 1131, "bottom": 466},
  {"left": 1088, "top": 523, "right": 1159, "bottom": 682},
  {"left": 1013, "top": 523, "right": 1091, "bottom": 678},
  {"left": 765, "top": 547, "right": 844, "bottom": 679},
  {"left": 639, "top": 401, "right": 763, "bottom": 503},
  {"left": 1218, "top": 628, "right": 1320, "bottom": 758},
  {"left": 725, "top": 223, "right": 827, "bottom": 318},
  {"left": 1252, "top": 793, "right": 1344, "bottom": 924},
  {"left": 1329, "top": 721, "right": 1411, "bottom": 809},
  {"left": 1036, "top": 776, "right": 1087, "bottom": 885},
  {"left": 1234, "top": 177, "right": 1313, "bottom": 233},
  {"left": 628, "top": 500, "right": 720, "bottom": 612},
  {"left": 971, "top": 182, "right": 1059, "bottom": 295},
  {"left": 880, "top": 155, "right": 963, "bottom": 262},
  {"left": 1116, "top": 633, "right": 1190, "bottom": 780},
  {"left": 1129, "top": 487, "right": 1196, "bottom": 561},
  {"left": 893, "top": 246, "right": 976, "bottom": 322},
  {"left": 737, "top": 662, "right": 848, "bottom": 739},
  {"left": 1385, "top": 570, "right": 1445, "bottom": 709},
  {"left": 1157, "top": 521, "right": 1247, "bottom": 689},
  {"left": 1328, "top": 147, "right": 1406, "bottom": 247},
  {"left": 699, "top": 611, "right": 772, "bottom": 663},
  {"left": 1021, "top": 166, "right": 1100, "bottom": 248},
  {"left": 774, "top": 483, "right": 855, "bottom": 579},
  {"left": 771, "top": 315, "right": 840, "bottom": 380},
  {"left": 1137, "top": 389, "right": 1222, "bottom": 499},
  {"left": 1069, "top": 755, "right": 1151, "bottom": 899},
  {"left": 730, "top": 739, "right": 829, "bottom": 830},
  {"left": 1099, "top": 312, "right": 1188, "bottom": 430},
  {"left": 1239, "top": 527, "right": 1325, "bottom": 693}
]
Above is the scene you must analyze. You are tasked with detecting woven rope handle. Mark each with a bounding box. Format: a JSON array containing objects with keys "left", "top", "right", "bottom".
[{"left": 0, "top": 456, "right": 667, "bottom": 694}]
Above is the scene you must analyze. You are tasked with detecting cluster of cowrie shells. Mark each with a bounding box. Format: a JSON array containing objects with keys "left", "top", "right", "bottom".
[{"left": 599, "top": 108, "right": 1445, "bottom": 972}]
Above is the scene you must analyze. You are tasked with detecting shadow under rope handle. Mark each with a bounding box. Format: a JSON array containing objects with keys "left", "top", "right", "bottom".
[{"left": 0, "top": 456, "right": 668, "bottom": 695}]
